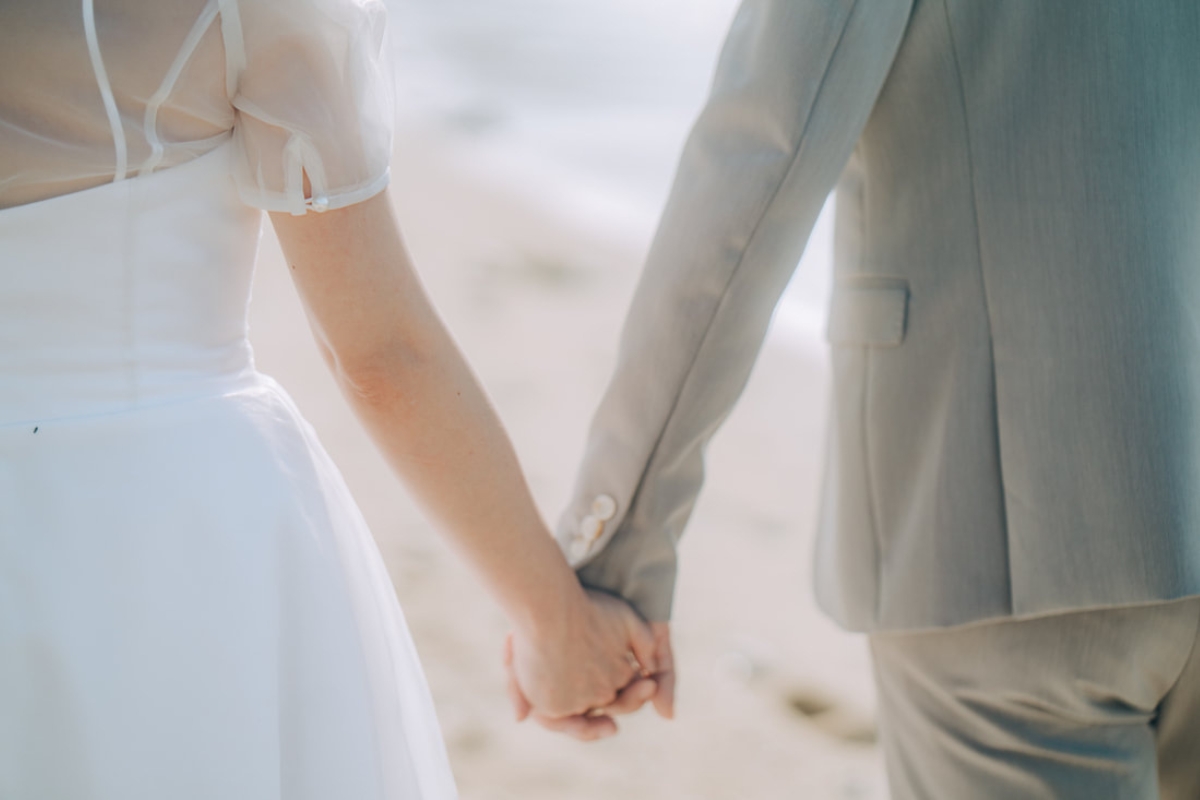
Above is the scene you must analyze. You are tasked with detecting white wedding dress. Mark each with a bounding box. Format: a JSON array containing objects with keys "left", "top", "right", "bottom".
[{"left": 0, "top": 1, "right": 457, "bottom": 798}]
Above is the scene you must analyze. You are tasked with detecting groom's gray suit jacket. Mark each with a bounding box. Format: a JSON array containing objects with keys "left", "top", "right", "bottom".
[{"left": 555, "top": 0, "right": 1200, "bottom": 631}]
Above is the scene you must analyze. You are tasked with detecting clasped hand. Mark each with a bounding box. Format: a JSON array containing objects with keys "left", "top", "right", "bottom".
[{"left": 503, "top": 589, "right": 674, "bottom": 740}]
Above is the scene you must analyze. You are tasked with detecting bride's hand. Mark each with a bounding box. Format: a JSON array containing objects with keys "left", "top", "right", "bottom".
[
  {"left": 506, "top": 617, "right": 674, "bottom": 741},
  {"left": 503, "top": 589, "right": 658, "bottom": 737}
]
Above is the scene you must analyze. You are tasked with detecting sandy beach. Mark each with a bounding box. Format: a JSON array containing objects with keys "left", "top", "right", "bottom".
[{"left": 247, "top": 117, "right": 886, "bottom": 800}]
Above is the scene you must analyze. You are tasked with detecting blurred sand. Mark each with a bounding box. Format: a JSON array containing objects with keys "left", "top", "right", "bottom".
[{"left": 248, "top": 124, "right": 887, "bottom": 800}]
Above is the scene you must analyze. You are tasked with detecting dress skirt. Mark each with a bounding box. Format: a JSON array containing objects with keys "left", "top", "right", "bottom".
[{"left": 0, "top": 378, "right": 458, "bottom": 799}]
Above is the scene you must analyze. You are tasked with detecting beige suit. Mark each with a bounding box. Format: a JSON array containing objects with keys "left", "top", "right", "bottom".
[
  {"left": 556, "top": 0, "right": 1200, "bottom": 632},
  {"left": 558, "top": 3, "right": 1200, "bottom": 793}
]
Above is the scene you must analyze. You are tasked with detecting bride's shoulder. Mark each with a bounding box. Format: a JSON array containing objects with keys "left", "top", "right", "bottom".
[
  {"left": 229, "top": 0, "right": 388, "bottom": 71},
  {"left": 220, "top": 0, "right": 393, "bottom": 216},
  {"left": 233, "top": 0, "right": 386, "bottom": 31}
]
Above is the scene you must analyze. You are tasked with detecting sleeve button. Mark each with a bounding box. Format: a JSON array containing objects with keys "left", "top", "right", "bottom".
[
  {"left": 591, "top": 494, "right": 617, "bottom": 522},
  {"left": 567, "top": 537, "right": 591, "bottom": 563},
  {"left": 578, "top": 514, "right": 604, "bottom": 543}
]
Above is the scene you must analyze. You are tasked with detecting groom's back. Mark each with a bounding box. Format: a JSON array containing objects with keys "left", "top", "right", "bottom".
[{"left": 818, "top": 0, "right": 1200, "bottom": 629}]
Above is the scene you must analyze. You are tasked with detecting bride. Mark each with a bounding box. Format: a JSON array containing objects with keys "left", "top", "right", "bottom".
[{"left": 0, "top": 0, "right": 657, "bottom": 796}]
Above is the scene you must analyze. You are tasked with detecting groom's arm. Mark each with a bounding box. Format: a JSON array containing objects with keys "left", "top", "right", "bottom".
[{"left": 557, "top": 0, "right": 913, "bottom": 622}]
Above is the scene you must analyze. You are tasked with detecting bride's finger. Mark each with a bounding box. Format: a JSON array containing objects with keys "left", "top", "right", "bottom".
[
  {"left": 501, "top": 632, "right": 514, "bottom": 666},
  {"left": 599, "top": 677, "right": 658, "bottom": 716},
  {"left": 506, "top": 674, "right": 532, "bottom": 722},
  {"left": 501, "top": 633, "right": 532, "bottom": 721},
  {"left": 534, "top": 712, "right": 617, "bottom": 741}
]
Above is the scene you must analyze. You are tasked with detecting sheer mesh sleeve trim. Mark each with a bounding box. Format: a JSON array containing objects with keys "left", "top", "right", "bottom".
[
  {"left": 230, "top": 98, "right": 391, "bottom": 215},
  {"left": 219, "top": 0, "right": 394, "bottom": 215}
]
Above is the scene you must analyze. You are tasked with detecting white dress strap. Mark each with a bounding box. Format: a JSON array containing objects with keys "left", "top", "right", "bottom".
[
  {"left": 216, "top": 0, "right": 246, "bottom": 100},
  {"left": 82, "top": 0, "right": 127, "bottom": 182},
  {"left": 139, "top": 0, "right": 222, "bottom": 176}
]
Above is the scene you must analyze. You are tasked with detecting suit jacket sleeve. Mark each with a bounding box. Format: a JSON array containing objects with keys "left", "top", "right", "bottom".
[{"left": 554, "top": 0, "right": 914, "bottom": 621}]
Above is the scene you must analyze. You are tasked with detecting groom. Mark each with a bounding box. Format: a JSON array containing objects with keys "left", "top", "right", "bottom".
[{"left": 513, "top": 1, "right": 1200, "bottom": 796}]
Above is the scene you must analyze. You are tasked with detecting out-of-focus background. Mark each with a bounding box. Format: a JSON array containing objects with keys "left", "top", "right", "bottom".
[{"left": 249, "top": 2, "right": 884, "bottom": 798}]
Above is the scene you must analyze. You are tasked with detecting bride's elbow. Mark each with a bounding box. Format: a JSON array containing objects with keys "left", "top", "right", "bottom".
[{"left": 330, "top": 338, "right": 433, "bottom": 409}]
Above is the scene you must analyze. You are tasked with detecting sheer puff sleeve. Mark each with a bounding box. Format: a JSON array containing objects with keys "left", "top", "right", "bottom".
[{"left": 223, "top": 0, "right": 393, "bottom": 215}]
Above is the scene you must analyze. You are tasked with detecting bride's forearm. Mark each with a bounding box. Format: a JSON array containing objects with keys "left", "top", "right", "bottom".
[
  {"left": 336, "top": 334, "right": 589, "bottom": 638},
  {"left": 269, "top": 193, "right": 586, "bottom": 639}
]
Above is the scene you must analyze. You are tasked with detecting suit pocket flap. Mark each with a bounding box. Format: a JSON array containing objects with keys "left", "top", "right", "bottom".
[{"left": 826, "top": 278, "right": 909, "bottom": 346}]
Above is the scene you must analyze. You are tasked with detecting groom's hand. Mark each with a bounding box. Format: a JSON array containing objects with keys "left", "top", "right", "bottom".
[
  {"left": 589, "top": 622, "right": 675, "bottom": 722},
  {"left": 645, "top": 622, "right": 675, "bottom": 720},
  {"left": 504, "top": 589, "right": 658, "bottom": 734}
]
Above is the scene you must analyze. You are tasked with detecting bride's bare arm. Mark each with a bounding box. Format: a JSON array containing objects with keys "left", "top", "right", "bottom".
[{"left": 269, "top": 191, "right": 655, "bottom": 729}]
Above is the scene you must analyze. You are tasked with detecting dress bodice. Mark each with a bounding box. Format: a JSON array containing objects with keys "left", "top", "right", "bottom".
[
  {"left": 0, "top": 0, "right": 392, "bottom": 214},
  {"left": 0, "top": 0, "right": 395, "bottom": 421},
  {"left": 0, "top": 141, "right": 263, "bottom": 426}
]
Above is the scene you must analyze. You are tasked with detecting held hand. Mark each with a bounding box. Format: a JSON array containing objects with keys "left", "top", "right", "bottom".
[
  {"left": 505, "top": 608, "right": 676, "bottom": 741},
  {"left": 504, "top": 589, "right": 657, "bottom": 733},
  {"left": 582, "top": 621, "right": 675, "bottom": 724},
  {"left": 645, "top": 622, "right": 675, "bottom": 720},
  {"left": 529, "top": 622, "right": 675, "bottom": 741}
]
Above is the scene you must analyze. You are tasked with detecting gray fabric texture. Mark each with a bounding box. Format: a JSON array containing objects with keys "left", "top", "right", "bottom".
[
  {"left": 556, "top": 0, "right": 1200, "bottom": 630},
  {"left": 869, "top": 598, "right": 1200, "bottom": 800}
]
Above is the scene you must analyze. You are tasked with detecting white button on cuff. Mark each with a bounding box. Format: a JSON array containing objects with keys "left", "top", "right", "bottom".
[
  {"left": 309, "top": 194, "right": 330, "bottom": 212},
  {"left": 567, "top": 537, "right": 590, "bottom": 564},
  {"left": 591, "top": 494, "right": 617, "bottom": 522},
  {"left": 578, "top": 514, "right": 604, "bottom": 543}
]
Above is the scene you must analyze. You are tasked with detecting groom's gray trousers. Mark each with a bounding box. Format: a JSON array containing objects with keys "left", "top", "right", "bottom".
[{"left": 870, "top": 598, "right": 1200, "bottom": 800}]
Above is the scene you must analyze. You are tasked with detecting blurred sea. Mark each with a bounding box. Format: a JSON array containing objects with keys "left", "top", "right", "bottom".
[{"left": 387, "top": 0, "right": 834, "bottom": 346}]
